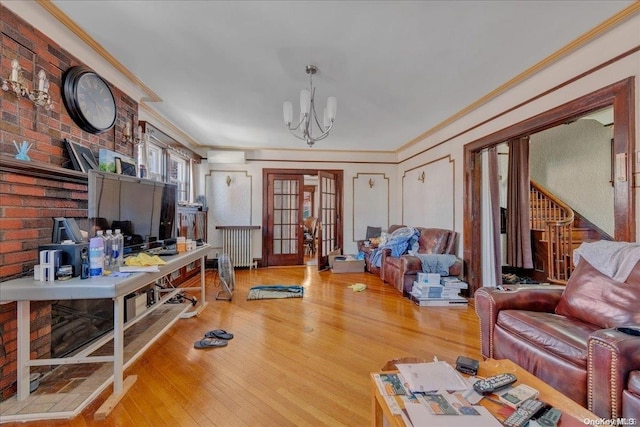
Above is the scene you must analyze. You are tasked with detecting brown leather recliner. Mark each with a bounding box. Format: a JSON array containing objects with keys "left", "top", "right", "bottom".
[
  {"left": 382, "top": 227, "right": 461, "bottom": 295},
  {"left": 475, "top": 255, "right": 640, "bottom": 419},
  {"left": 625, "top": 371, "right": 640, "bottom": 421}
]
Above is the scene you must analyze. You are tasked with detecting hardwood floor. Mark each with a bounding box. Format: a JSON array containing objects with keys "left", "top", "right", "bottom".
[{"left": 3, "top": 266, "right": 481, "bottom": 426}]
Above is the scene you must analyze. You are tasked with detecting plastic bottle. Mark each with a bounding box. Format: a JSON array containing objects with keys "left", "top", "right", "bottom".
[
  {"left": 96, "top": 230, "right": 104, "bottom": 266},
  {"left": 104, "top": 230, "right": 114, "bottom": 275},
  {"left": 96, "top": 230, "right": 111, "bottom": 276},
  {"left": 81, "top": 248, "right": 89, "bottom": 279},
  {"left": 113, "top": 229, "right": 124, "bottom": 270},
  {"left": 89, "top": 237, "right": 104, "bottom": 277}
]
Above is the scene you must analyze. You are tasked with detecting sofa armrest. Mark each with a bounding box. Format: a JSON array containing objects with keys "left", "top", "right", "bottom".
[
  {"left": 474, "top": 287, "right": 564, "bottom": 359},
  {"left": 588, "top": 326, "right": 640, "bottom": 418},
  {"left": 379, "top": 248, "right": 391, "bottom": 279},
  {"left": 629, "top": 370, "right": 640, "bottom": 396},
  {"left": 625, "top": 371, "right": 640, "bottom": 420},
  {"left": 400, "top": 255, "right": 422, "bottom": 273}
]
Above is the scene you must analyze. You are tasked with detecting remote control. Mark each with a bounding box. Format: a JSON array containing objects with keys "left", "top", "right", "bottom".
[
  {"left": 503, "top": 398, "right": 548, "bottom": 427},
  {"left": 473, "top": 373, "right": 517, "bottom": 394},
  {"left": 536, "top": 407, "right": 562, "bottom": 427}
]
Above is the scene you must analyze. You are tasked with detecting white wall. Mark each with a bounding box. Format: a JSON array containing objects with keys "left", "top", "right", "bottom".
[
  {"left": 397, "top": 14, "right": 640, "bottom": 252},
  {"left": 353, "top": 173, "right": 390, "bottom": 241},
  {"left": 530, "top": 119, "right": 615, "bottom": 236},
  {"left": 197, "top": 154, "right": 398, "bottom": 259}
]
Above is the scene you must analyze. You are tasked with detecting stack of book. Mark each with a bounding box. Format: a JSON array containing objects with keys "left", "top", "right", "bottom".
[{"left": 410, "top": 273, "right": 469, "bottom": 306}]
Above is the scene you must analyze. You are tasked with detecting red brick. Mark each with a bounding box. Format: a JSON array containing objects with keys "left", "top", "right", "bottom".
[
  {"left": 4, "top": 207, "right": 41, "bottom": 218},
  {"left": 0, "top": 120, "right": 20, "bottom": 134},
  {"left": 0, "top": 241, "right": 22, "bottom": 254},
  {"left": 0, "top": 219, "right": 23, "bottom": 229},
  {"left": 3, "top": 320, "right": 17, "bottom": 334},
  {"left": 4, "top": 340, "right": 17, "bottom": 354},
  {"left": 4, "top": 249, "right": 37, "bottom": 264},
  {"left": 37, "top": 325, "right": 51, "bottom": 338},
  {"left": 70, "top": 192, "right": 88, "bottom": 201},
  {"left": 2, "top": 102, "right": 18, "bottom": 115},
  {"left": 0, "top": 307, "right": 16, "bottom": 323},
  {"left": 2, "top": 174, "right": 38, "bottom": 185},
  {"left": 0, "top": 195, "right": 24, "bottom": 207},
  {"left": 62, "top": 182, "right": 87, "bottom": 191}
]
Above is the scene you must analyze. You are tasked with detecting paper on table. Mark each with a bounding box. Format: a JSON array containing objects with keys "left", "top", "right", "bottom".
[
  {"left": 396, "top": 361, "right": 469, "bottom": 393},
  {"left": 404, "top": 402, "right": 503, "bottom": 427}
]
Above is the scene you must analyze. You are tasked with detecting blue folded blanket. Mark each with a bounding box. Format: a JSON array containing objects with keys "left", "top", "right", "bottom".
[{"left": 414, "top": 254, "right": 458, "bottom": 276}]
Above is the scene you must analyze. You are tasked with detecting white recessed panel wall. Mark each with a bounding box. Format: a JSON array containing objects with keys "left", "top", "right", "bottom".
[
  {"left": 352, "top": 173, "right": 389, "bottom": 241},
  {"left": 403, "top": 157, "right": 454, "bottom": 229},
  {"left": 205, "top": 170, "right": 252, "bottom": 249}
]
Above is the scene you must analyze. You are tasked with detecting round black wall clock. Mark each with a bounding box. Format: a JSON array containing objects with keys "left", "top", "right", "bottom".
[{"left": 62, "top": 66, "right": 117, "bottom": 134}]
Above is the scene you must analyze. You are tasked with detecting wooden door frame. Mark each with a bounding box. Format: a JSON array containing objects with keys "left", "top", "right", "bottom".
[
  {"left": 464, "top": 77, "right": 635, "bottom": 295},
  {"left": 262, "top": 168, "right": 344, "bottom": 267}
]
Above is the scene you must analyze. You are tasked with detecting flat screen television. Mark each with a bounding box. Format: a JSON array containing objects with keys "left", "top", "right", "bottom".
[{"left": 87, "top": 170, "right": 176, "bottom": 249}]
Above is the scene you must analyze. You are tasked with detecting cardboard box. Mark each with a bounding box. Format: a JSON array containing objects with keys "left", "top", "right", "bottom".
[
  {"left": 328, "top": 248, "right": 342, "bottom": 268},
  {"left": 332, "top": 256, "right": 365, "bottom": 273}
]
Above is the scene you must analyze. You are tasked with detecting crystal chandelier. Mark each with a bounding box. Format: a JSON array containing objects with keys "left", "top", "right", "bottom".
[{"left": 283, "top": 65, "right": 337, "bottom": 147}]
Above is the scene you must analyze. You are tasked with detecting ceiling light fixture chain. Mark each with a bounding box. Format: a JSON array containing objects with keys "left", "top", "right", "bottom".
[{"left": 283, "top": 64, "right": 337, "bottom": 147}]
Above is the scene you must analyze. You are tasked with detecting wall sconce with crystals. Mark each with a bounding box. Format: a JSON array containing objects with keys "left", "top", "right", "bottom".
[
  {"left": 226, "top": 176, "right": 232, "bottom": 187},
  {"left": 28, "top": 69, "right": 53, "bottom": 110},
  {"left": 2, "top": 60, "right": 53, "bottom": 110},
  {"left": 283, "top": 65, "right": 337, "bottom": 147},
  {"left": 123, "top": 117, "right": 140, "bottom": 144},
  {"left": 369, "top": 178, "right": 375, "bottom": 188},
  {"left": 417, "top": 171, "right": 425, "bottom": 183},
  {"left": 2, "top": 59, "right": 28, "bottom": 97},
  {"left": 135, "top": 126, "right": 148, "bottom": 179},
  {"left": 123, "top": 120, "right": 133, "bottom": 143}
]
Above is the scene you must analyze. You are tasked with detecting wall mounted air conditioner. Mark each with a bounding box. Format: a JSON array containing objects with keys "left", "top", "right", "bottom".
[{"left": 207, "top": 151, "right": 246, "bottom": 164}]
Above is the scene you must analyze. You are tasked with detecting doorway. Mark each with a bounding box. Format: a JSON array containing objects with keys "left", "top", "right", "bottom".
[
  {"left": 464, "top": 78, "right": 635, "bottom": 295},
  {"left": 262, "top": 168, "right": 343, "bottom": 268}
]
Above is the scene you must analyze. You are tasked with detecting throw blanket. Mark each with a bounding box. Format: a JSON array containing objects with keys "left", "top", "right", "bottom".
[
  {"left": 573, "top": 241, "right": 640, "bottom": 282},
  {"left": 414, "top": 254, "right": 458, "bottom": 276},
  {"left": 247, "top": 285, "right": 304, "bottom": 300},
  {"left": 371, "top": 227, "right": 420, "bottom": 267}
]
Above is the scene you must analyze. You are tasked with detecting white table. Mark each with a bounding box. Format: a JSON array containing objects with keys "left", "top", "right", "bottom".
[{"left": 0, "top": 244, "right": 212, "bottom": 420}]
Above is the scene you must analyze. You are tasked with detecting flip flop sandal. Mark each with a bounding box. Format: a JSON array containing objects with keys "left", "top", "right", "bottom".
[
  {"left": 194, "top": 338, "right": 228, "bottom": 349},
  {"left": 204, "top": 329, "right": 234, "bottom": 340}
]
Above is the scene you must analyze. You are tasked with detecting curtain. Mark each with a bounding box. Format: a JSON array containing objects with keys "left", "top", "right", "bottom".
[
  {"left": 481, "top": 148, "right": 502, "bottom": 287},
  {"left": 507, "top": 136, "right": 533, "bottom": 269}
]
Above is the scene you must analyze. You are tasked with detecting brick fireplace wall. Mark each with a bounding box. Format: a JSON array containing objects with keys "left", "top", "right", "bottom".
[{"left": 0, "top": 5, "right": 137, "bottom": 399}]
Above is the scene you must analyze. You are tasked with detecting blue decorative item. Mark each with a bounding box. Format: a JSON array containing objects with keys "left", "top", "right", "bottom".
[{"left": 13, "top": 140, "right": 32, "bottom": 161}]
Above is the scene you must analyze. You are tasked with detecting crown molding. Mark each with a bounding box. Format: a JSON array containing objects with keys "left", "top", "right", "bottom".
[
  {"left": 36, "top": 0, "right": 161, "bottom": 103},
  {"left": 396, "top": 2, "right": 640, "bottom": 153}
]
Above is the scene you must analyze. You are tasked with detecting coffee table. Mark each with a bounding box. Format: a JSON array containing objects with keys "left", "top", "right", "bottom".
[{"left": 371, "top": 358, "right": 598, "bottom": 426}]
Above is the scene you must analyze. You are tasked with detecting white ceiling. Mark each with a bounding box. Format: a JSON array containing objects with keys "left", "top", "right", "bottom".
[{"left": 51, "top": 1, "right": 633, "bottom": 153}]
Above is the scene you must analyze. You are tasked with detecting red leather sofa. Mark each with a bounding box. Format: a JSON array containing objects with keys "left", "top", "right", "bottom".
[{"left": 475, "top": 254, "right": 640, "bottom": 419}]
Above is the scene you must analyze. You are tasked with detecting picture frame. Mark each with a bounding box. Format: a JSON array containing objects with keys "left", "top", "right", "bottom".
[
  {"left": 64, "top": 138, "right": 98, "bottom": 173},
  {"left": 120, "top": 159, "right": 136, "bottom": 177},
  {"left": 99, "top": 148, "right": 136, "bottom": 174}
]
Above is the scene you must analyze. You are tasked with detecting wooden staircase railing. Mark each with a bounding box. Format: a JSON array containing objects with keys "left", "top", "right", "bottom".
[{"left": 530, "top": 181, "right": 575, "bottom": 284}]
